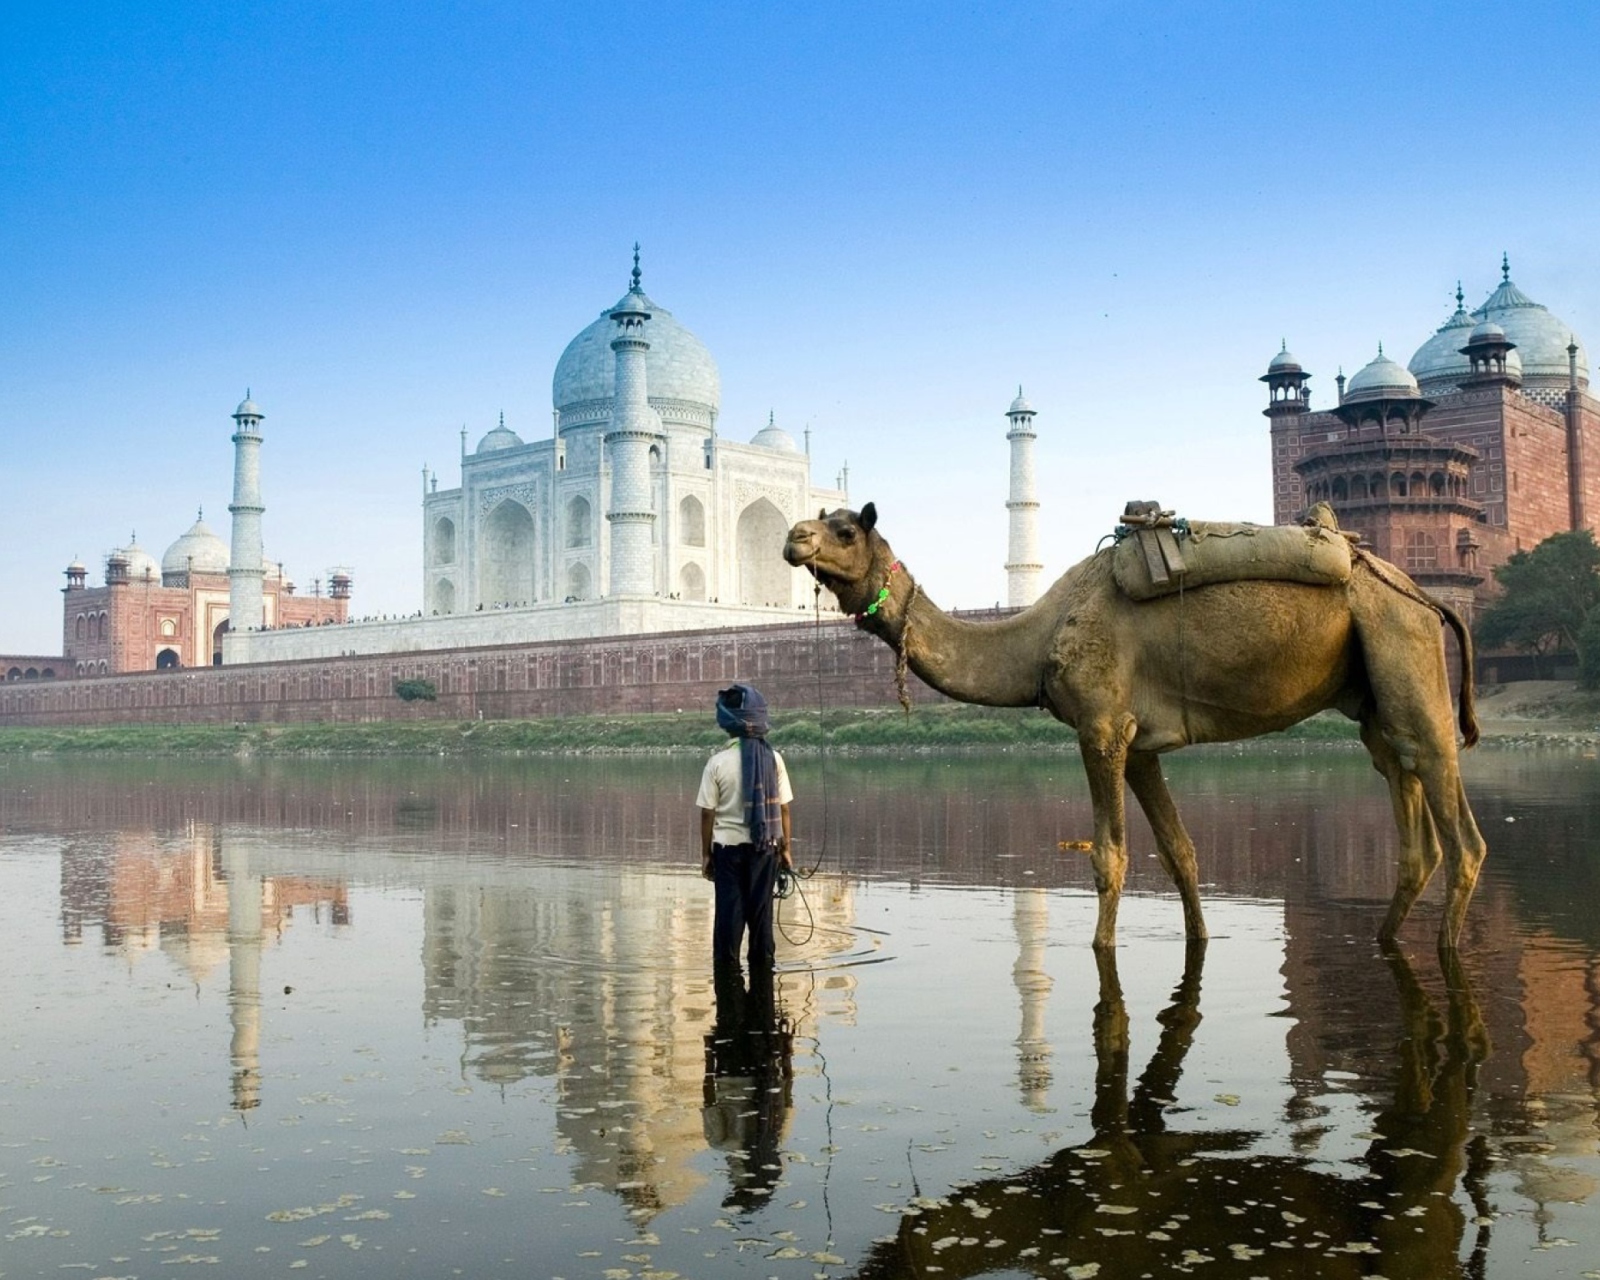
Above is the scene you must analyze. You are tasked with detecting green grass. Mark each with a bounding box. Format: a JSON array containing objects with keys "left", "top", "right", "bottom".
[{"left": 0, "top": 703, "right": 1364, "bottom": 757}]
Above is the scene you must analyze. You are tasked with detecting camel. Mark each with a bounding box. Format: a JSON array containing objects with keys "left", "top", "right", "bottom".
[{"left": 783, "top": 503, "right": 1488, "bottom": 950}]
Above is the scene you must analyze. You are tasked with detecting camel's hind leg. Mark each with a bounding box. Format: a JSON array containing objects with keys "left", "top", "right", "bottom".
[
  {"left": 1125, "top": 752, "right": 1208, "bottom": 942},
  {"left": 1362, "top": 715, "right": 1441, "bottom": 943},
  {"left": 1362, "top": 709, "right": 1488, "bottom": 948},
  {"left": 1426, "top": 770, "right": 1488, "bottom": 950},
  {"left": 1080, "top": 715, "right": 1137, "bottom": 950}
]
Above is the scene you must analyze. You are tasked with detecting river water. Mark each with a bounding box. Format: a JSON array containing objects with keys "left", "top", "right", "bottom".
[{"left": 1, "top": 746, "right": 1598, "bottom": 1278}]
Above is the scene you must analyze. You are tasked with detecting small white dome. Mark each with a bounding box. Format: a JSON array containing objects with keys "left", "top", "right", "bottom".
[
  {"left": 119, "top": 541, "right": 160, "bottom": 582},
  {"left": 1267, "top": 345, "right": 1302, "bottom": 372},
  {"left": 1345, "top": 348, "right": 1421, "bottom": 401},
  {"left": 752, "top": 412, "right": 799, "bottom": 452},
  {"left": 1008, "top": 389, "right": 1035, "bottom": 414},
  {"left": 162, "top": 517, "right": 230, "bottom": 577},
  {"left": 234, "top": 395, "right": 263, "bottom": 419},
  {"left": 477, "top": 416, "right": 524, "bottom": 453}
]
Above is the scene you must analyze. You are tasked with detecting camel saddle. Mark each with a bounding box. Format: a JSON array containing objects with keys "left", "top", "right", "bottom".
[{"left": 1111, "top": 500, "right": 1355, "bottom": 601}]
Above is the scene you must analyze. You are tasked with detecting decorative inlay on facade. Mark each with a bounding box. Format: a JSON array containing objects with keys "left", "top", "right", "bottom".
[
  {"left": 732, "top": 479, "right": 796, "bottom": 512},
  {"left": 478, "top": 484, "right": 539, "bottom": 516}
]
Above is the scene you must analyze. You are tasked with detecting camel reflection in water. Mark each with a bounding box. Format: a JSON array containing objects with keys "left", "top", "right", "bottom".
[{"left": 856, "top": 944, "right": 1492, "bottom": 1279}]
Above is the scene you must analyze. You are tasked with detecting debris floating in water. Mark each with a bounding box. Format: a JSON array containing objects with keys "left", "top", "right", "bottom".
[{"left": 1058, "top": 840, "right": 1093, "bottom": 852}]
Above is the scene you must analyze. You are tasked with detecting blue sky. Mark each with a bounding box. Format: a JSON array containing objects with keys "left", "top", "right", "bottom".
[{"left": 5, "top": 1, "right": 1599, "bottom": 652}]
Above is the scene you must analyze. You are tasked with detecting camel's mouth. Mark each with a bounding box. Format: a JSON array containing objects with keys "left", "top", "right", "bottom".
[{"left": 782, "top": 531, "right": 819, "bottom": 571}]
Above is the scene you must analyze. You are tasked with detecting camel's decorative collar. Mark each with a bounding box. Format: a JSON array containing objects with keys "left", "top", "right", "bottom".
[{"left": 855, "top": 560, "right": 902, "bottom": 622}]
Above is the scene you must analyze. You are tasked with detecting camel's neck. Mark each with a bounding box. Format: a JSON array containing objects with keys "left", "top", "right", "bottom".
[{"left": 862, "top": 558, "right": 1058, "bottom": 707}]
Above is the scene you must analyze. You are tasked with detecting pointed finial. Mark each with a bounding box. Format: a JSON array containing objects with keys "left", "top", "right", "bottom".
[
  {"left": 1017, "top": 383, "right": 1024, "bottom": 396},
  {"left": 1377, "top": 341, "right": 1384, "bottom": 357},
  {"left": 499, "top": 410, "right": 505, "bottom": 429},
  {"left": 197, "top": 505, "right": 203, "bottom": 521},
  {"left": 1501, "top": 252, "right": 1510, "bottom": 283},
  {"left": 631, "top": 243, "right": 642, "bottom": 293},
  {"left": 767, "top": 409, "right": 775, "bottom": 427},
  {"left": 246, "top": 386, "right": 251, "bottom": 399},
  {"left": 130, "top": 530, "right": 136, "bottom": 545},
  {"left": 1455, "top": 280, "right": 1465, "bottom": 310}
]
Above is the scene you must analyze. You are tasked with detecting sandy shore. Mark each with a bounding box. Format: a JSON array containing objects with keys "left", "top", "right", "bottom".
[{"left": 1474, "top": 680, "right": 1600, "bottom": 748}]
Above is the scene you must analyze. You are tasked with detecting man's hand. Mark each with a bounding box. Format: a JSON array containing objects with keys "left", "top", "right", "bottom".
[{"left": 701, "top": 852, "right": 714, "bottom": 881}]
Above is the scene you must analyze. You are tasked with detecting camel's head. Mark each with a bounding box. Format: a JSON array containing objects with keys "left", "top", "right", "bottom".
[{"left": 784, "top": 503, "right": 890, "bottom": 615}]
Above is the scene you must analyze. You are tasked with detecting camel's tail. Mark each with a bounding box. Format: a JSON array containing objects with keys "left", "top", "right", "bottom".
[{"left": 1439, "top": 599, "right": 1480, "bottom": 748}]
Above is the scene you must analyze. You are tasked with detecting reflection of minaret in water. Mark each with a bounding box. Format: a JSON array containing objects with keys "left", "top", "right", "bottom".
[
  {"left": 1013, "top": 888, "right": 1053, "bottom": 1110},
  {"left": 224, "top": 842, "right": 264, "bottom": 1110}
]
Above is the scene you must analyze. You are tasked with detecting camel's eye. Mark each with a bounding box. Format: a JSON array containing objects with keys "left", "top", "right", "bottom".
[{"left": 836, "top": 526, "right": 855, "bottom": 543}]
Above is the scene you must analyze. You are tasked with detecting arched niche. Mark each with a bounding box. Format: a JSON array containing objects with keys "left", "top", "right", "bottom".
[
  {"left": 431, "top": 516, "right": 456, "bottom": 566},
  {"left": 680, "top": 561, "right": 706, "bottom": 601},
  {"left": 679, "top": 494, "right": 706, "bottom": 546},
  {"left": 736, "top": 498, "right": 790, "bottom": 606},
  {"left": 567, "top": 495, "right": 593, "bottom": 548},
  {"left": 480, "top": 500, "right": 536, "bottom": 606},
  {"left": 566, "top": 561, "right": 592, "bottom": 602},
  {"left": 435, "top": 578, "right": 456, "bottom": 614}
]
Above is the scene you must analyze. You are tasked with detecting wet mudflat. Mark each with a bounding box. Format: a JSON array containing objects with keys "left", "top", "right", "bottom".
[{"left": 1, "top": 747, "right": 1598, "bottom": 1278}]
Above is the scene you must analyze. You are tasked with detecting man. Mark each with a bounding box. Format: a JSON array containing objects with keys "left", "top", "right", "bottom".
[{"left": 697, "top": 683, "right": 794, "bottom": 971}]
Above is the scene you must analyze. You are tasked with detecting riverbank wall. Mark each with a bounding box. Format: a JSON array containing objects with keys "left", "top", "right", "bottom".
[{"left": 0, "top": 612, "right": 995, "bottom": 727}]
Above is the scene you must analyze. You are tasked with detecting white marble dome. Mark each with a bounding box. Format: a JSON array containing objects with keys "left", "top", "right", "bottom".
[
  {"left": 1409, "top": 300, "right": 1478, "bottom": 388},
  {"left": 752, "top": 412, "right": 799, "bottom": 452},
  {"left": 1474, "top": 273, "right": 1586, "bottom": 382},
  {"left": 476, "top": 420, "right": 523, "bottom": 453},
  {"left": 1345, "top": 348, "right": 1421, "bottom": 401},
  {"left": 1009, "top": 389, "right": 1036, "bottom": 414},
  {"left": 552, "top": 288, "right": 721, "bottom": 418},
  {"left": 162, "top": 517, "right": 229, "bottom": 577},
  {"left": 1267, "top": 344, "right": 1302, "bottom": 372},
  {"left": 118, "top": 540, "right": 161, "bottom": 582}
]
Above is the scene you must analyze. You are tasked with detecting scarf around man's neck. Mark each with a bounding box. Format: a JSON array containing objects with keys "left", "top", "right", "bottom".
[{"left": 716, "top": 685, "right": 782, "bottom": 851}]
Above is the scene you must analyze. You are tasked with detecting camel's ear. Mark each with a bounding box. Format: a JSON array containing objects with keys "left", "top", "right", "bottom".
[
  {"left": 859, "top": 501, "right": 877, "bottom": 533},
  {"left": 818, "top": 507, "right": 827, "bottom": 520}
]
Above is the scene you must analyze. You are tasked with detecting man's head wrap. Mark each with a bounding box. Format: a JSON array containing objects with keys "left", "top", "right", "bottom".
[{"left": 717, "top": 684, "right": 781, "bottom": 850}]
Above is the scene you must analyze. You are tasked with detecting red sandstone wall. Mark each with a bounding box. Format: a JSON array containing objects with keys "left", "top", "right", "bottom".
[{"left": 0, "top": 614, "right": 1000, "bottom": 727}]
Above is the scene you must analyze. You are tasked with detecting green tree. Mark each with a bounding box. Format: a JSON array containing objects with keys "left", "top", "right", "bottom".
[
  {"left": 394, "top": 677, "right": 438, "bottom": 702},
  {"left": 1475, "top": 530, "right": 1600, "bottom": 673},
  {"left": 1579, "top": 606, "right": 1600, "bottom": 691}
]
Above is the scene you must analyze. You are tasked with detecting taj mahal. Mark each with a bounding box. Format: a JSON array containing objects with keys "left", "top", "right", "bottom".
[
  {"left": 9, "top": 252, "right": 1044, "bottom": 679},
  {"left": 421, "top": 250, "right": 844, "bottom": 620},
  {"left": 230, "top": 250, "right": 863, "bottom": 664}
]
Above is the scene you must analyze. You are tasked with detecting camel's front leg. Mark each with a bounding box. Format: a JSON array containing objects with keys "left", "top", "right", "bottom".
[
  {"left": 1125, "top": 752, "right": 1208, "bottom": 942},
  {"left": 1081, "top": 715, "right": 1136, "bottom": 949}
]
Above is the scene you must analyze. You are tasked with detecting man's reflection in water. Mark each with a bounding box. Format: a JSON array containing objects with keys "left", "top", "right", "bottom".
[
  {"left": 703, "top": 963, "right": 795, "bottom": 1212},
  {"left": 856, "top": 943, "right": 1493, "bottom": 1280}
]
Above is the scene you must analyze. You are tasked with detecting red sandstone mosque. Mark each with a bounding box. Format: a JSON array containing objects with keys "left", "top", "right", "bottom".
[
  {"left": 37, "top": 395, "right": 350, "bottom": 678},
  {"left": 1266, "top": 256, "right": 1597, "bottom": 623}
]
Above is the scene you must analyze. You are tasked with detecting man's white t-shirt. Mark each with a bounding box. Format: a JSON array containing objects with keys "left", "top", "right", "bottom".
[{"left": 696, "top": 741, "right": 794, "bottom": 846}]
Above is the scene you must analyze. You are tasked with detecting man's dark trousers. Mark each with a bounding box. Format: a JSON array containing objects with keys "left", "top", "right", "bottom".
[{"left": 712, "top": 842, "right": 777, "bottom": 971}]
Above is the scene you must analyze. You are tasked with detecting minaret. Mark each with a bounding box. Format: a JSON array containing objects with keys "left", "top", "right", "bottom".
[
  {"left": 1567, "top": 337, "right": 1586, "bottom": 530},
  {"left": 223, "top": 838, "right": 263, "bottom": 1110},
  {"left": 228, "top": 392, "right": 266, "bottom": 633},
  {"left": 605, "top": 246, "right": 660, "bottom": 597},
  {"left": 1012, "top": 888, "right": 1053, "bottom": 1112},
  {"left": 1004, "top": 389, "right": 1042, "bottom": 607}
]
